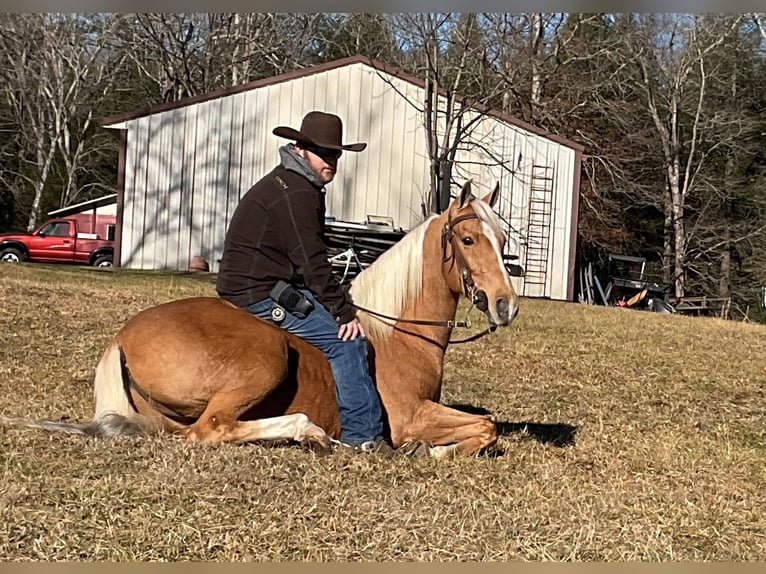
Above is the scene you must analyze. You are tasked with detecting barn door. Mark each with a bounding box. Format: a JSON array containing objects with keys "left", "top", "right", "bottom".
[{"left": 523, "top": 164, "right": 554, "bottom": 297}]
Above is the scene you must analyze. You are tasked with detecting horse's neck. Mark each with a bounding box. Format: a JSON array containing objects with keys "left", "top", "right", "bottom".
[
  {"left": 362, "top": 216, "right": 459, "bottom": 403},
  {"left": 394, "top": 217, "right": 459, "bottom": 348},
  {"left": 351, "top": 214, "right": 457, "bottom": 349}
]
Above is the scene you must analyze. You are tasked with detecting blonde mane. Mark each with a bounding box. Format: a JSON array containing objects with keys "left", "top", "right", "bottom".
[{"left": 349, "top": 215, "right": 437, "bottom": 340}]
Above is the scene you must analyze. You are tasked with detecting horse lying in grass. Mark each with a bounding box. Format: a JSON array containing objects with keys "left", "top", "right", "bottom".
[{"left": 2, "top": 180, "right": 519, "bottom": 458}]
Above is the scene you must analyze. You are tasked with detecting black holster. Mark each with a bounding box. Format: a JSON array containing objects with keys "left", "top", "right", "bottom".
[{"left": 269, "top": 280, "right": 314, "bottom": 319}]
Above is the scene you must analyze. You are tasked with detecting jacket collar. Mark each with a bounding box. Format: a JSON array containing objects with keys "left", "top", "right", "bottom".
[{"left": 279, "top": 144, "right": 325, "bottom": 189}]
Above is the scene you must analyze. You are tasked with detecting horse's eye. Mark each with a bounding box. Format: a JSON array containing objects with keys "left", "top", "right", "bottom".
[{"left": 461, "top": 237, "right": 474, "bottom": 246}]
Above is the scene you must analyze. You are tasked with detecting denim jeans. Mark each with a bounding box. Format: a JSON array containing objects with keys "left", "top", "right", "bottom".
[{"left": 247, "top": 289, "right": 384, "bottom": 444}]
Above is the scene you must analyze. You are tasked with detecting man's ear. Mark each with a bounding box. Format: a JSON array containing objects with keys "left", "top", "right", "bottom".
[{"left": 293, "top": 143, "right": 308, "bottom": 161}]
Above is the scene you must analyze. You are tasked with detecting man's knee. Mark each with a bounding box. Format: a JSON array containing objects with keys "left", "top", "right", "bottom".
[{"left": 324, "top": 336, "right": 370, "bottom": 371}]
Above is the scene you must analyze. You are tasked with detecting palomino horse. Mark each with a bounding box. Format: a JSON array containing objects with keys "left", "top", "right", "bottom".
[{"left": 2, "top": 180, "right": 519, "bottom": 458}]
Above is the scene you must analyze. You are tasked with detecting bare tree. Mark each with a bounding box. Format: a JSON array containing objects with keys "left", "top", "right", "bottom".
[
  {"left": 311, "top": 13, "right": 401, "bottom": 63},
  {"left": 621, "top": 13, "right": 745, "bottom": 297},
  {"left": 121, "top": 13, "right": 327, "bottom": 102},
  {"left": 391, "top": 13, "right": 516, "bottom": 216},
  {"left": 0, "top": 13, "right": 128, "bottom": 230},
  {"left": 753, "top": 13, "right": 766, "bottom": 42},
  {"left": 483, "top": 13, "right": 585, "bottom": 125}
]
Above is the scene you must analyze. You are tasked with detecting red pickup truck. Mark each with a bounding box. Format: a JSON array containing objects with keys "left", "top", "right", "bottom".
[{"left": 0, "top": 213, "right": 115, "bottom": 267}]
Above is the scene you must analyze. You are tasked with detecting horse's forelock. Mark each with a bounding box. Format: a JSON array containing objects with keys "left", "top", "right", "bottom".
[
  {"left": 349, "top": 215, "right": 436, "bottom": 340},
  {"left": 469, "top": 198, "right": 504, "bottom": 239}
]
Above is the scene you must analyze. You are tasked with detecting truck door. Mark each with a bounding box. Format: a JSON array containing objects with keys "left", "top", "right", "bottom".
[{"left": 27, "top": 220, "right": 76, "bottom": 261}]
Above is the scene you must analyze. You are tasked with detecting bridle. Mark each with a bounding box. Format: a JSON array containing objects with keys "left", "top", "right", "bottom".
[
  {"left": 440, "top": 212, "right": 489, "bottom": 309},
  {"left": 354, "top": 209, "right": 497, "bottom": 344}
]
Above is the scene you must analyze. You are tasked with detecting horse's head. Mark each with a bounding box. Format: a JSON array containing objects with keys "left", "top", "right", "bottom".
[{"left": 439, "top": 180, "right": 519, "bottom": 327}]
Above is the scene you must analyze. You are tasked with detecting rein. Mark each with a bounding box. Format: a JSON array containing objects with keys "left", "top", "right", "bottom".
[
  {"left": 353, "top": 303, "right": 496, "bottom": 345},
  {"left": 354, "top": 210, "right": 497, "bottom": 345}
]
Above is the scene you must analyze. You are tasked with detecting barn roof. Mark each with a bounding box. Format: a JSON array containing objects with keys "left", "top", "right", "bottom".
[
  {"left": 101, "top": 55, "right": 584, "bottom": 153},
  {"left": 47, "top": 194, "right": 117, "bottom": 217}
]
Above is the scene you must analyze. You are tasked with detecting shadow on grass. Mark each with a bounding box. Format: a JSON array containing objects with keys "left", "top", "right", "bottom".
[{"left": 447, "top": 403, "right": 578, "bottom": 449}]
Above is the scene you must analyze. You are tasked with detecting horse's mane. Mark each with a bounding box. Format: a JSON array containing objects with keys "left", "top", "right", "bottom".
[{"left": 349, "top": 214, "right": 437, "bottom": 340}]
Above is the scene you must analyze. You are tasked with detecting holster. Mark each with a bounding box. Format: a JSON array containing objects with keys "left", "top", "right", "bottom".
[{"left": 268, "top": 280, "right": 314, "bottom": 319}]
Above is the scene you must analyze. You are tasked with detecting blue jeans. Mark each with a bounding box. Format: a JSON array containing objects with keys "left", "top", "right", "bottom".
[{"left": 247, "top": 289, "right": 384, "bottom": 444}]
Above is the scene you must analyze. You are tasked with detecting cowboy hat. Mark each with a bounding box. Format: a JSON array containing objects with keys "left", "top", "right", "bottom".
[{"left": 273, "top": 111, "right": 367, "bottom": 152}]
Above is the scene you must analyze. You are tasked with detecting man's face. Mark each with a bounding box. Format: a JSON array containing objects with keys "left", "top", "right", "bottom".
[{"left": 296, "top": 144, "right": 342, "bottom": 185}]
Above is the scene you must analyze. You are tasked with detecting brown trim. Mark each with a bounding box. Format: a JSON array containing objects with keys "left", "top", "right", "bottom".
[
  {"left": 47, "top": 194, "right": 117, "bottom": 217},
  {"left": 113, "top": 128, "right": 127, "bottom": 268},
  {"left": 359, "top": 57, "right": 585, "bottom": 152},
  {"left": 566, "top": 148, "right": 583, "bottom": 301},
  {"left": 485, "top": 108, "right": 584, "bottom": 152},
  {"left": 100, "top": 54, "right": 584, "bottom": 152},
  {"left": 100, "top": 55, "right": 371, "bottom": 127}
]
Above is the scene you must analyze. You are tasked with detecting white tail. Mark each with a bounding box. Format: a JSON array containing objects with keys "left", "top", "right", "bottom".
[
  {"left": 0, "top": 341, "right": 148, "bottom": 438},
  {"left": 93, "top": 341, "right": 135, "bottom": 420}
]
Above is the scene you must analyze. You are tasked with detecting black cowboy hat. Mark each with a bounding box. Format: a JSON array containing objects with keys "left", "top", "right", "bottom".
[{"left": 273, "top": 111, "right": 367, "bottom": 152}]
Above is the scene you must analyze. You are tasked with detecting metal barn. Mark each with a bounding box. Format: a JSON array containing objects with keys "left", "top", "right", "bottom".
[{"left": 103, "top": 55, "right": 583, "bottom": 300}]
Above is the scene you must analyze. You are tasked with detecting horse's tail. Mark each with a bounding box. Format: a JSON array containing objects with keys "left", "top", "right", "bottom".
[
  {"left": 0, "top": 341, "right": 147, "bottom": 438},
  {"left": 91, "top": 340, "right": 148, "bottom": 436}
]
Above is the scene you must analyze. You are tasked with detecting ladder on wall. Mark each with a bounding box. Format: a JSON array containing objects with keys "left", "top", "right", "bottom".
[{"left": 523, "top": 165, "right": 555, "bottom": 296}]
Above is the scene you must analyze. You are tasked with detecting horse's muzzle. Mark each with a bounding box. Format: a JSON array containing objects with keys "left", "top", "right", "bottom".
[{"left": 489, "top": 295, "right": 518, "bottom": 326}]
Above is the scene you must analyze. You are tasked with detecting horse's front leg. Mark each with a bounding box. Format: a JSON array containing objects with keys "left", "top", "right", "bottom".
[{"left": 401, "top": 400, "right": 498, "bottom": 458}]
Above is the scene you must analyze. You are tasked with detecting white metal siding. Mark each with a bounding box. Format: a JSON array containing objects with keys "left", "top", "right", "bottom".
[{"left": 117, "top": 61, "right": 578, "bottom": 300}]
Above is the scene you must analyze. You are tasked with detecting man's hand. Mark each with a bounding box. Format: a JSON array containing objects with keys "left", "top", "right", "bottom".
[{"left": 338, "top": 317, "right": 366, "bottom": 341}]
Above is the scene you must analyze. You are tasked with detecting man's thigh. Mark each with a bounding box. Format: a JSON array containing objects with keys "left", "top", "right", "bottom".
[
  {"left": 247, "top": 291, "right": 343, "bottom": 350},
  {"left": 279, "top": 290, "right": 343, "bottom": 350}
]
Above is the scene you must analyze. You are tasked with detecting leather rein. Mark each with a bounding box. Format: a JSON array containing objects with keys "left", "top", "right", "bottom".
[{"left": 353, "top": 211, "right": 497, "bottom": 345}]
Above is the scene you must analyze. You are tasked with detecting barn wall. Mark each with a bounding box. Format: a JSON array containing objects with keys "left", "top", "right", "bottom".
[{"left": 116, "top": 61, "right": 579, "bottom": 300}]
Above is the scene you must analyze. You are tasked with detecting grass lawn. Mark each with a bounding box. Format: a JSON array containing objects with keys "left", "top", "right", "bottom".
[{"left": 1, "top": 263, "right": 765, "bottom": 560}]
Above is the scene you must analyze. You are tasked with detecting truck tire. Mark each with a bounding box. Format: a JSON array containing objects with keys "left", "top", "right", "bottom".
[
  {"left": 0, "top": 246, "right": 24, "bottom": 263},
  {"left": 92, "top": 254, "right": 113, "bottom": 267}
]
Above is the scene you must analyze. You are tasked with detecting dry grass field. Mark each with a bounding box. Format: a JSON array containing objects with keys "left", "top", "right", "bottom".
[{"left": 1, "top": 263, "right": 765, "bottom": 561}]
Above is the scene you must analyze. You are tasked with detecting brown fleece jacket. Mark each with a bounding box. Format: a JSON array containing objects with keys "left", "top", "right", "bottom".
[{"left": 215, "top": 164, "right": 356, "bottom": 325}]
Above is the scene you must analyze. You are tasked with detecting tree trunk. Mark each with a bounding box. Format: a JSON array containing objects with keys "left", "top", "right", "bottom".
[
  {"left": 424, "top": 77, "right": 440, "bottom": 216},
  {"left": 669, "top": 163, "right": 685, "bottom": 298},
  {"left": 662, "top": 186, "right": 674, "bottom": 286},
  {"left": 529, "top": 13, "right": 544, "bottom": 120},
  {"left": 28, "top": 140, "right": 57, "bottom": 231},
  {"left": 719, "top": 223, "right": 731, "bottom": 298},
  {"left": 718, "top": 154, "right": 736, "bottom": 298}
]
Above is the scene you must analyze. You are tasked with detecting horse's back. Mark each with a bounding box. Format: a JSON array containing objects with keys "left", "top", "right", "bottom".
[{"left": 118, "top": 296, "right": 287, "bottom": 360}]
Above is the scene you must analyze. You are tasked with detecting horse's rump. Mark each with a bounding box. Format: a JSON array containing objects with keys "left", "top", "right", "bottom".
[{"left": 115, "top": 297, "right": 340, "bottom": 436}]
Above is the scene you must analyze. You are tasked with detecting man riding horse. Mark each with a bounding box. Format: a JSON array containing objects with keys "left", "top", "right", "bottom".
[{"left": 215, "top": 111, "right": 392, "bottom": 456}]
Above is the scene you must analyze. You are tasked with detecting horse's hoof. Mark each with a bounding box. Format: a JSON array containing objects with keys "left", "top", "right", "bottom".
[
  {"left": 302, "top": 436, "right": 333, "bottom": 456},
  {"left": 298, "top": 423, "right": 333, "bottom": 455},
  {"left": 396, "top": 439, "right": 431, "bottom": 458}
]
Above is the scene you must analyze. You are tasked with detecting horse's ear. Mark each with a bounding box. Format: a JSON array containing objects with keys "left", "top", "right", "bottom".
[
  {"left": 483, "top": 182, "right": 500, "bottom": 208},
  {"left": 458, "top": 179, "right": 476, "bottom": 208}
]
